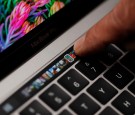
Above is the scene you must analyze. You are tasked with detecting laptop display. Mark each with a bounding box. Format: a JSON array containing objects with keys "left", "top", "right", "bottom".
[{"left": 0, "top": 0, "right": 71, "bottom": 52}]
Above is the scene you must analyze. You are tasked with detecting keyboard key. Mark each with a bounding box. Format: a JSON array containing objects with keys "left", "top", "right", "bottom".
[
  {"left": 20, "top": 100, "right": 51, "bottom": 115},
  {"left": 121, "top": 52, "right": 135, "bottom": 74},
  {"left": 99, "top": 107, "right": 119, "bottom": 115},
  {"left": 70, "top": 93, "right": 100, "bottom": 115},
  {"left": 112, "top": 91, "right": 135, "bottom": 115},
  {"left": 0, "top": 93, "right": 26, "bottom": 115},
  {"left": 40, "top": 84, "right": 71, "bottom": 111},
  {"left": 128, "top": 81, "right": 135, "bottom": 95},
  {"left": 59, "top": 110, "right": 72, "bottom": 115},
  {"left": 0, "top": 102, "right": 15, "bottom": 115},
  {"left": 58, "top": 69, "right": 89, "bottom": 95},
  {"left": 76, "top": 58, "right": 106, "bottom": 80},
  {"left": 87, "top": 78, "right": 118, "bottom": 104},
  {"left": 104, "top": 63, "right": 134, "bottom": 89},
  {"left": 97, "top": 45, "right": 122, "bottom": 65}
]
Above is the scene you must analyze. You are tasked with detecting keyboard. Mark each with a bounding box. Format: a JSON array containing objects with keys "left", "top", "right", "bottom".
[{"left": 0, "top": 44, "right": 135, "bottom": 115}]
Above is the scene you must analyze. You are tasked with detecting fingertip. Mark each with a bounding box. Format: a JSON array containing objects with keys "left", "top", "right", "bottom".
[
  {"left": 74, "top": 34, "right": 86, "bottom": 56},
  {"left": 73, "top": 39, "right": 81, "bottom": 56}
]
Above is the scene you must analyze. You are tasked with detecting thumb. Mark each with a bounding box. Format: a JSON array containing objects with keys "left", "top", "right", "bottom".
[{"left": 74, "top": 0, "right": 135, "bottom": 56}]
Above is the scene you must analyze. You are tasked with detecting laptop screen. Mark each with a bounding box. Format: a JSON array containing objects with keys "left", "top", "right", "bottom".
[{"left": 0, "top": 0, "right": 71, "bottom": 53}]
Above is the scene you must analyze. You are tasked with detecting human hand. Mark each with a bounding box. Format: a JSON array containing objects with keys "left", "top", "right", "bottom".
[{"left": 74, "top": 0, "right": 135, "bottom": 56}]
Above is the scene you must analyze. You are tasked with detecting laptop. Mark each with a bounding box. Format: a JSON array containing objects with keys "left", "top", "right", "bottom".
[{"left": 1, "top": 0, "right": 135, "bottom": 114}]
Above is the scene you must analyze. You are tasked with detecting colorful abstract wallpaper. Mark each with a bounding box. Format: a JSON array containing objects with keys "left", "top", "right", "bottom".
[{"left": 0, "top": 0, "right": 71, "bottom": 52}]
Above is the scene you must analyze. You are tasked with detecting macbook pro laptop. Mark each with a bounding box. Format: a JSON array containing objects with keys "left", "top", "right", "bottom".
[{"left": 0, "top": 0, "right": 135, "bottom": 115}]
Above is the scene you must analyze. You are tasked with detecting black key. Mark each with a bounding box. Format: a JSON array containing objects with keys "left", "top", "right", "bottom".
[
  {"left": 128, "top": 81, "right": 135, "bottom": 95},
  {"left": 40, "top": 84, "right": 71, "bottom": 111},
  {"left": 121, "top": 52, "right": 135, "bottom": 74},
  {"left": 112, "top": 91, "right": 135, "bottom": 115},
  {"left": 0, "top": 100, "right": 17, "bottom": 115},
  {"left": 76, "top": 58, "right": 106, "bottom": 80},
  {"left": 70, "top": 93, "right": 100, "bottom": 115},
  {"left": 104, "top": 63, "right": 134, "bottom": 89},
  {"left": 59, "top": 110, "right": 72, "bottom": 115},
  {"left": 58, "top": 69, "right": 89, "bottom": 95},
  {"left": 20, "top": 100, "right": 51, "bottom": 115},
  {"left": 87, "top": 78, "right": 118, "bottom": 104},
  {"left": 99, "top": 107, "right": 119, "bottom": 115},
  {"left": 98, "top": 45, "right": 122, "bottom": 65},
  {"left": 0, "top": 93, "right": 26, "bottom": 115}
]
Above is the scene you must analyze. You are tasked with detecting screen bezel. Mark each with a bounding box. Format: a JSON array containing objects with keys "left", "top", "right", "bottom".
[{"left": 0, "top": 0, "right": 104, "bottom": 80}]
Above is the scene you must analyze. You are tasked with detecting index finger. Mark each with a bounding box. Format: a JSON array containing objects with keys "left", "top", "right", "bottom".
[{"left": 74, "top": 0, "right": 135, "bottom": 56}]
